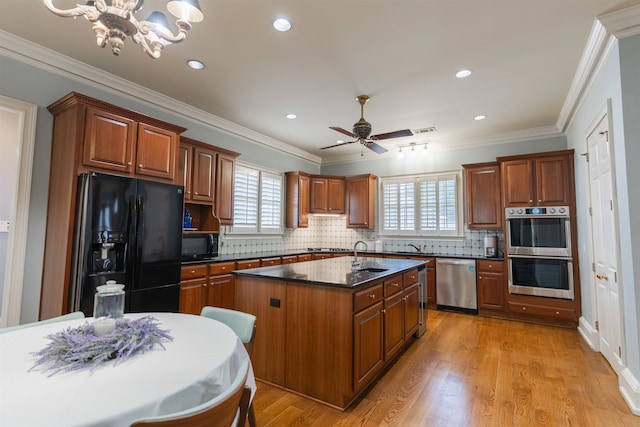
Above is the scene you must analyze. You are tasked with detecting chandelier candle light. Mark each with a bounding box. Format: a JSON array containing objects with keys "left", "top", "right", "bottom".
[{"left": 43, "top": 0, "right": 204, "bottom": 58}]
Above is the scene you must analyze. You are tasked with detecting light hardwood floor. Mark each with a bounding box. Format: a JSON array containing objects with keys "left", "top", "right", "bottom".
[{"left": 249, "top": 310, "right": 637, "bottom": 426}]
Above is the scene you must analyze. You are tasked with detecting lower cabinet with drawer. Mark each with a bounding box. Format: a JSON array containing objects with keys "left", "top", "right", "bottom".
[
  {"left": 236, "top": 268, "right": 420, "bottom": 410},
  {"left": 477, "top": 259, "right": 505, "bottom": 312},
  {"left": 179, "top": 265, "right": 207, "bottom": 315},
  {"left": 179, "top": 261, "right": 236, "bottom": 314}
]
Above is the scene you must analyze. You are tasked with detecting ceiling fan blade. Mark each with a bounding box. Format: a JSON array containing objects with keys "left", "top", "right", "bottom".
[
  {"left": 366, "top": 141, "right": 388, "bottom": 154},
  {"left": 329, "top": 126, "right": 356, "bottom": 138},
  {"left": 370, "top": 129, "right": 413, "bottom": 140},
  {"left": 320, "top": 140, "right": 357, "bottom": 150}
]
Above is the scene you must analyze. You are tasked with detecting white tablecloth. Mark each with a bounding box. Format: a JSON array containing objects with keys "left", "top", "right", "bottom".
[{"left": 0, "top": 312, "right": 256, "bottom": 427}]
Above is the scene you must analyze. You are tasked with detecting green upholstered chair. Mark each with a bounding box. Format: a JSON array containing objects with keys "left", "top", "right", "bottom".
[
  {"left": 200, "top": 306, "right": 257, "bottom": 427},
  {"left": 129, "top": 360, "right": 251, "bottom": 427}
]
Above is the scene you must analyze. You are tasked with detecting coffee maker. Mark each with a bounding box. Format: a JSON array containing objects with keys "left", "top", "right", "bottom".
[{"left": 484, "top": 235, "right": 498, "bottom": 258}]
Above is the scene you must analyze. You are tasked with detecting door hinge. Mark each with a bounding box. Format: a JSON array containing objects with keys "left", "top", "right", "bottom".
[
  {"left": 595, "top": 320, "right": 599, "bottom": 331},
  {"left": 614, "top": 272, "right": 617, "bottom": 282},
  {"left": 619, "top": 346, "right": 622, "bottom": 358},
  {"left": 599, "top": 130, "right": 609, "bottom": 142},
  {"left": 610, "top": 200, "right": 614, "bottom": 211},
  {"left": 592, "top": 262, "right": 596, "bottom": 272},
  {"left": 589, "top": 207, "right": 593, "bottom": 216}
]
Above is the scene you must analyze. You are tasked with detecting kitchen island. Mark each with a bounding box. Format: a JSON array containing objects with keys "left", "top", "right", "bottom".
[{"left": 234, "top": 256, "right": 427, "bottom": 410}]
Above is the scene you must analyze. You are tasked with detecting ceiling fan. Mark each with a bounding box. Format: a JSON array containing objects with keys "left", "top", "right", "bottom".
[{"left": 321, "top": 95, "right": 413, "bottom": 154}]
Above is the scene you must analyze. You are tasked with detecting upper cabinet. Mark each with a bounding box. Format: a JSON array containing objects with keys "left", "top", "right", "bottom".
[
  {"left": 310, "top": 176, "right": 345, "bottom": 214},
  {"left": 498, "top": 150, "right": 574, "bottom": 207},
  {"left": 178, "top": 140, "right": 215, "bottom": 204},
  {"left": 285, "top": 171, "right": 310, "bottom": 228},
  {"left": 179, "top": 137, "right": 239, "bottom": 229},
  {"left": 462, "top": 162, "right": 502, "bottom": 229},
  {"left": 215, "top": 152, "right": 236, "bottom": 225},
  {"left": 346, "top": 174, "right": 377, "bottom": 229},
  {"left": 80, "top": 105, "right": 183, "bottom": 181}
]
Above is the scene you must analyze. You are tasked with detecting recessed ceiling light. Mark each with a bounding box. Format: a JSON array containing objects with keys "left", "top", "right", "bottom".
[
  {"left": 455, "top": 69, "right": 472, "bottom": 78},
  {"left": 474, "top": 115, "right": 487, "bottom": 121},
  {"left": 286, "top": 113, "right": 297, "bottom": 119},
  {"left": 186, "top": 59, "right": 205, "bottom": 70},
  {"left": 273, "top": 18, "right": 292, "bottom": 32}
]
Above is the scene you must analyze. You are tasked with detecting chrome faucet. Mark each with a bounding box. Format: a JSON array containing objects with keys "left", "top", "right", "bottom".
[
  {"left": 407, "top": 243, "right": 421, "bottom": 253},
  {"left": 352, "top": 240, "right": 368, "bottom": 267}
]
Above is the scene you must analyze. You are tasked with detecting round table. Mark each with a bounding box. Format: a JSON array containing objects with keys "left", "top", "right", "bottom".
[{"left": 0, "top": 312, "right": 256, "bottom": 427}]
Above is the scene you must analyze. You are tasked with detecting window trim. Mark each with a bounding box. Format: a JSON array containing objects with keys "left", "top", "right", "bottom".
[
  {"left": 379, "top": 170, "right": 463, "bottom": 238},
  {"left": 230, "top": 162, "right": 284, "bottom": 235}
]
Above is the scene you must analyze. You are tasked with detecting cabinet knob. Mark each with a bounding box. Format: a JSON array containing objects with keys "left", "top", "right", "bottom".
[
  {"left": 538, "top": 199, "right": 542, "bottom": 203},
  {"left": 368, "top": 293, "right": 376, "bottom": 299},
  {"left": 529, "top": 200, "right": 533, "bottom": 203},
  {"left": 479, "top": 276, "right": 483, "bottom": 279},
  {"left": 190, "top": 270, "right": 195, "bottom": 274},
  {"left": 139, "top": 164, "right": 143, "bottom": 168},
  {"left": 127, "top": 161, "right": 132, "bottom": 166},
  {"left": 392, "top": 283, "right": 399, "bottom": 287},
  {"left": 522, "top": 306, "right": 526, "bottom": 311},
  {"left": 488, "top": 264, "right": 492, "bottom": 268},
  {"left": 555, "top": 311, "right": 560, "bottom": 315},
  {"left": 194, "top": 192, "right": 199, "bottom": 195}
]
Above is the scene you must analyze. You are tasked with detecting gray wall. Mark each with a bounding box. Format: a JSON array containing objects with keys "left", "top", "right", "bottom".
[
  {"left": 0, "top": 54, "right": 318, "bottom": 323},
  {"left": 566, "top": 34, "right": 640, "bottom": 385},
  {"left": 321, "top": 136, "right": 567, "bottom": 177}
]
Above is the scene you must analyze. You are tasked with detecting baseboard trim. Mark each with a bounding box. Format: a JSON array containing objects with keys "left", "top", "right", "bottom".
[
  {"left": 578, "top": 316, "right": 599, "bottom": 351},
  {"left": 620, "top": 368, "right": 640, "bottom": 416}
]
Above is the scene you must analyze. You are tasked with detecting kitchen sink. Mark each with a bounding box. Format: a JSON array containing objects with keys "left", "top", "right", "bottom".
[{"left": 356, "top": 267, "right": 388, "bottom": 273}]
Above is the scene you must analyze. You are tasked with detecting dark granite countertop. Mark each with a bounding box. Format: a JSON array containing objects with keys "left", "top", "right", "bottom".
[
  {"left": 182, "top": 249, "right": 503, "bottom": 265},
  {"left": 233, "top": 256, "right": 427, "bottom": 288}
]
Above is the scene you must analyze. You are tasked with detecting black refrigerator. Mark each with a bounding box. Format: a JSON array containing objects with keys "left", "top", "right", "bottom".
[{"left": 70, "top": 172, "right": 184, "bottom": 316}]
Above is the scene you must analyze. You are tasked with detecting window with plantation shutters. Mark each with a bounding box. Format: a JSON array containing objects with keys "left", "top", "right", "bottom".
[
  {"left": 232, "top": 164, "right": 283, "bottom": 234},
  {"left": 381, "top": 172, "right": 462, "bottom": 237}
]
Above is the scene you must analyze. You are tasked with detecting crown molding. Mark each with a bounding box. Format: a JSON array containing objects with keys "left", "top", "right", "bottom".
[
  {"left": 0, "top": 30, "right": 322, "bottom": 166},
  {"left": 557, "top": 5, "right": 640, "bottom": 132}
]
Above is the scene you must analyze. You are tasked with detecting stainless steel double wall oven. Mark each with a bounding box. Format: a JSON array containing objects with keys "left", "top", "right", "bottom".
[{"left": 506, "top": 206, "right": 574, "bottom": 299}]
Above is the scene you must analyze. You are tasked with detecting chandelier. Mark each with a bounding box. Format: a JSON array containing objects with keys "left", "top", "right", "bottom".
[{"left": 43, "top": 0, "right": 204, "bottom": 59}]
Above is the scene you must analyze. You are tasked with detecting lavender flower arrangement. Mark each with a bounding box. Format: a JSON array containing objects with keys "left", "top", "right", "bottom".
[{"left": 30, "top": 316, "right": 173, "bottom": 376}]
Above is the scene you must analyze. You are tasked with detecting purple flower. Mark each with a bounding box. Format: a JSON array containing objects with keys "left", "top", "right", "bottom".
[{"left": 30, "top": 316, "right": 173, "bottom": 376}]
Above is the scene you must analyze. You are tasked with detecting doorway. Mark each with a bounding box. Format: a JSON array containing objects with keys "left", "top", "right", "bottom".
[
  {"left": 586, "top": 100, "right": 624, "bottom": 374},
  {"left": 0, "top": 95, "right": 37, "bottom": 327}
]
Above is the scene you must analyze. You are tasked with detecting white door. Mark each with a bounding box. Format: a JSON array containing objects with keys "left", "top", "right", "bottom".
[{"left": 587, "top": 110, "right": 623, "bottom": 374}]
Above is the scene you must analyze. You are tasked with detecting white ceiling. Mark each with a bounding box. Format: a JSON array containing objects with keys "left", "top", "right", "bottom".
[{"left": 1, "top": 1, "right": 639, "bottom": 164}]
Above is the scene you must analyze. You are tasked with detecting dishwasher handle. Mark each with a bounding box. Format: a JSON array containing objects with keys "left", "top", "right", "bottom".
[{"left": 436, "top": 258, "right": 475, "bottom": 266}]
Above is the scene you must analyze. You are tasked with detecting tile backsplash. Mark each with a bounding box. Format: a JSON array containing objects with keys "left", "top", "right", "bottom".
[{"left": 219, "top": 215, "right": 503, "bottom": 257}]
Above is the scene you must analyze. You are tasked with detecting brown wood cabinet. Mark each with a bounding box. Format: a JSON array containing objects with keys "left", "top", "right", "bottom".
[
  {"left": 285, "top": 171, "right": 310, "bottom": 228},
  {"left": 82, "top": 108, "right": 179, "bottom": 181},
  {"left": 477, "top": 259, "right": 505, "bottom": 312},
  {"left": 463, "top": 162, "right": 502, "bottom": 229},
  {"left": 178, "top": 138, "right": 215, "bottom": 203},
  {"left": 346, "top": 174, "right": 377, "bottom": 229},
  {"left": 40, "top": 92, "right": 186, "bottom": 319},
  {"left": 215, "top": 152, "right": 236, "bottom": 225},
  {"left": 498, "top": 150, "right": 574, "bottom": 207},
  {"left": 179, "top": 265, "right": 207, "bottom": 315},
  {"left": 235, "top": 268, "right": 418, "bottom": 410},
  {"left": 179, "top": 261, "right": 236, "bottom": 315},
  {"left": 178, "top": 137, "right": 239, "bottom": 231},
  {"left": 310, "top": 176, "right": 345, "bottom": 213}
]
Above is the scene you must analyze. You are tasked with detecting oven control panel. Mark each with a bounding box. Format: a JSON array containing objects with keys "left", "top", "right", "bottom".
[{"left": 506, "top": 206, "right": 569, "bottom": 217}]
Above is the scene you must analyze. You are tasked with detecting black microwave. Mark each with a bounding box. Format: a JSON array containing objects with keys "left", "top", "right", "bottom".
[{"left": 181, "top": 233, "right": 219, "bottom": 261}]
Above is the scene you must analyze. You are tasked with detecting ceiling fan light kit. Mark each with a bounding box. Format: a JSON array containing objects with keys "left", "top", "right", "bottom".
[
  {"left": 322, "top": 95, "right": 415, "bottom": 155},
  {"left": 43, "top": 0, "right": 204, "bottom": 58}
]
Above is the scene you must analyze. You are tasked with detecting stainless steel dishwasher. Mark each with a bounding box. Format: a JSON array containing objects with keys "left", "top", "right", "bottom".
[{"left": 436, "top": 258, "right": 478, "bottom": 314}]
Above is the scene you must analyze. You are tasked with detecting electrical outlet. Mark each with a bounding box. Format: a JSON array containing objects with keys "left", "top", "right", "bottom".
[{"left": 0, "top": 221, "right": 9, "bottom": 233}]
